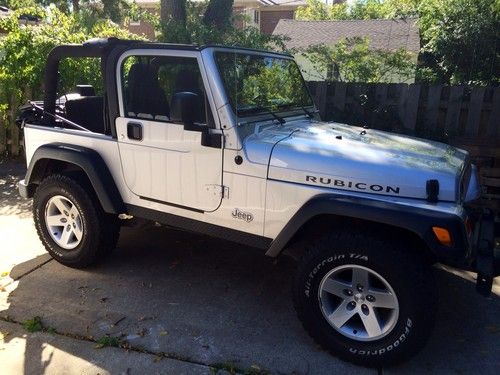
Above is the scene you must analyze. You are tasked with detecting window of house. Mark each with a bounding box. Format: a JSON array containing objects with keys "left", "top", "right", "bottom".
[
  {"left": 254, "top": 10, "right": 260, "bottom": 24},
  {"left": 121, "top": 55, "right": 208, "bottom": 125}
]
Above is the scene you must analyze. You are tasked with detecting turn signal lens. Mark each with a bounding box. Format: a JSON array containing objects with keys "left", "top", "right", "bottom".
[{"left": 432, "top": 227, "right": 452, "bottom": 246}]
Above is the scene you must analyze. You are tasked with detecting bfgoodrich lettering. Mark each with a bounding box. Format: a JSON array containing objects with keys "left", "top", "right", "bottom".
[{"left": 306, "top": 175, "right": 400, "bottom": 194}]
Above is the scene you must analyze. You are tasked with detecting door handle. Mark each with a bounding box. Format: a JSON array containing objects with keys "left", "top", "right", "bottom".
[{"left": 127, "top": 122, "right": 143, "bottom": 141}]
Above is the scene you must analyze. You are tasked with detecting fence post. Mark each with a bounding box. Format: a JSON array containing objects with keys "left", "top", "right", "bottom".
[
  {"left": 444, "top": 86, "right": 464, "bottom": 135},
  {"left": 425, "top": 85, "right": 443, "bottom": 130},
  {"left": 487, "top": 87, "right": 500, "bottom": 137},
  {"left": 315, "top": 81, "right": 328, "bottom": 120},
  {"left": 402, "top": 84, "right": 420, "bottom": 131},
  {"left": 8, "top": 95, "right": 19, "bottom": 156},
  {"left": 332, "top": 82, "right": 347, "bottom": 113},
  {"left": 465, "top": 87, "right": 486, "bottom": 137},
  {"left": 0, "top": 117, "right": 5, "bottom": 156}
]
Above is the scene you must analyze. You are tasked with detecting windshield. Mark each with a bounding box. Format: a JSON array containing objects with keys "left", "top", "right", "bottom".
[{"left": 215, "top": 52, "right": 314, "bottom": 118}]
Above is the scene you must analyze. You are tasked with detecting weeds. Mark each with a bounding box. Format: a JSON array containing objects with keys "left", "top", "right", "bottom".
[
  {"left": 22, "top": 316, "right": 43, "bottom": 332},
  {"left": 22, "top": 316, "right": 57, "bottom": 334},
  {"left": 95, "top": 335, "right": 125, "bottom": 349},
  {"left": 210, "top": 362, "right": 268, "bottom": 375}
]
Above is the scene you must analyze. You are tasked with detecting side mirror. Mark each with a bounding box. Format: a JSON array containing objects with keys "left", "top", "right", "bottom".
[{"left": 170, "top": 91, "right": 201, "bottom": 129}]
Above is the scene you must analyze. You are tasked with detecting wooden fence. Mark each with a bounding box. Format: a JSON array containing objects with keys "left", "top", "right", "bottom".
[{"left": 307, "top": 81, "right": 500, "bottom": 142}]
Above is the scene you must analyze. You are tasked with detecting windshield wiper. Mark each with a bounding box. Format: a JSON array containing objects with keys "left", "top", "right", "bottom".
[{"left": 239, "top": 106, "right": 286, "bottom": 125}]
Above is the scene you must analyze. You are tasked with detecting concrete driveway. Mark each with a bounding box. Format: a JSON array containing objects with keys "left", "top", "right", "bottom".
[{"left": 1, "top": 159, "right": 499, "bottom": 374}]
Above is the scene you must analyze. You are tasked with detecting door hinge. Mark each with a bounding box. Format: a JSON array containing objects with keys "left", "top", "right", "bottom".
[{"left": 205, "top": 185, "right": 229, "bottom": 199}]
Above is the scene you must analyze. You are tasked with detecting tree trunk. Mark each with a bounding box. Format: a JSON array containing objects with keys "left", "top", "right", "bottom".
[
  {"left": 72, "top": 0, "right": 80, "bottom": 13},
  {"left": 203, "top": 0, "right": 234, "bottom": 29},
  {"left": 160, "top": 0, "right": 187, "bottom": 23}
]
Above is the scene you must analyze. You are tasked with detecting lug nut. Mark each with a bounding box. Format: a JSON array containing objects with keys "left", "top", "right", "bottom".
[
  {"left": 63, "top": 210, "right": 69, "bottom": 216},
  {"left": 361, "top": 304, "right": 369, "bottom": 315},
  {"left": 344, "top": 289, "right": 353, "bottom": 296},
  {"left": 347, "top": 301, "right": 356, "bottom": 311},
  {"left": 366, "top": 295, "right": 375, "bottom": 302},
  {"left": 356, "top": 284, "right": 364, "bottom": 292}
]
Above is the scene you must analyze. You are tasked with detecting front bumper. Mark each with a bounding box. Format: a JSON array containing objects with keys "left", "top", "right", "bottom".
[{"left": 472, "top": 210, "right": 497, "bottom": 296}]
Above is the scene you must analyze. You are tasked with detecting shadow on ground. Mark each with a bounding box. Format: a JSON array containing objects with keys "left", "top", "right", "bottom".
[
  {"left": 1, "top": 224, "right": 499, "bottom": 374},
  {"left": 0, "top": 158, "right": 31, "bottom": 217}
]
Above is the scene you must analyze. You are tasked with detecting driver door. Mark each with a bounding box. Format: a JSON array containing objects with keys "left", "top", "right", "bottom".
[{"left": 116, "top": 50, "right": 223, "bottom": 212}]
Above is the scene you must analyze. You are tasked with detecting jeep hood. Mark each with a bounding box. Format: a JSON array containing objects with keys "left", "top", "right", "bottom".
[{"left": 244, "top": 120, "right": 469, "bottom": 202}]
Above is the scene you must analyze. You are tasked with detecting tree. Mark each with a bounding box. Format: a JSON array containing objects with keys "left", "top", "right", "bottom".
[
  {"left": 160, "top": 0, "right": 186, "bottom": 22},
  {"left": 419, "top": 0, "right": 499, "bottom": 84},
  {"left": 203, "top": 0, "right": 233, "bottom": 29},
  {"left": 0, "top": 4, "right": 141, "bottom": 138},
  {"left": 295, "top": 0, "right": 499, "bottom": 84},
  {"left": 296, "top": 0, "right": 420, "bottom": 21},
  {"left": 158, "top": 0, "right": 288, "bottom": 50},
  {"left": 303, "top": 37, "right": 416, "bottom": 83}
]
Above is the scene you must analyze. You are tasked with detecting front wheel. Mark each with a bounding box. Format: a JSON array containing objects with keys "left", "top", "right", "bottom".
[{"left": 293, "top": 231, "right": 437, "bottom": 367}]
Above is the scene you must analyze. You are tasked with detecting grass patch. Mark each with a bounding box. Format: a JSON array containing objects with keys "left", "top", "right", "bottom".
[
  {"left": 95, "top": 335, "right": 125, "bottom": 349},
  {"left": 22, "top": 316, "right": 57, "bottom": 334},
  {"left": 210, "top": 362, "right": 268, "bottom": 375},
  {"left": 22, "top": 316, "right": 43, "bottom": 332}
]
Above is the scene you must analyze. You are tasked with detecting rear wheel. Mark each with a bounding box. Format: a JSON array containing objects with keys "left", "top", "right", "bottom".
[
  {"left": 293, "top": 230, "right": 437, "bottom": 367},
  {"left": 33, "top": 174, "right": 119, "bottom": 268}
]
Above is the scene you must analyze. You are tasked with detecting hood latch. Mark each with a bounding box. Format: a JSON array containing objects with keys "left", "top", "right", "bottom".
[{"left": 426, "top": 179, "right": 440, "bottom": 202}]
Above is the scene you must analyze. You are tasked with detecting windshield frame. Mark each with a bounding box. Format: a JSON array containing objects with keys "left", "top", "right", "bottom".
[{"left": 213, "top": 50, "right": 315, "bottom": 122}]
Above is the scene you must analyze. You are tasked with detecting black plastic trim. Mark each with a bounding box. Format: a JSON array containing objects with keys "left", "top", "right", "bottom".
[
  {"left": 126, "top": 204, "right": 272, "bottom": 249},
  {"left": 139, "top": 196, "right": 204, "bottom": 213},
  {"left": 23, "top": 143, "right": 124, "bottom": 214},
  {"left": 266, "top": 194, "right": 469, "bottom": 264}
]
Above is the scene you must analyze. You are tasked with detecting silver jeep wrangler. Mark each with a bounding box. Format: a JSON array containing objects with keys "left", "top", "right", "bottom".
[{"left": 17, "top": 38, "right": 497, "bottom": 367}]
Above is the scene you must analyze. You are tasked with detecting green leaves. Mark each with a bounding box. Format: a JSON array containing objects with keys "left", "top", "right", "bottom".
[
  {"left": 0, "top": 4, "right": 142, "bottom": 125},
  {"left": 418, "top": 0, "right": 499, "bottom": 84},
  {"left": 304, "top": 37, "right": 416, "bottom": 83},
  {"left": 296, "top": 0, "right": 420, "bottom": 21},
  {"left": 295, "top": 0, "right": 499, "bottom": 84}
]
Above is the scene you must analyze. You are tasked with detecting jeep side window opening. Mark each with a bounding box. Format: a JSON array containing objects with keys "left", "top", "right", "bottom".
[{"left": 121, "top": 55, "right": 209, "bottom": 125}]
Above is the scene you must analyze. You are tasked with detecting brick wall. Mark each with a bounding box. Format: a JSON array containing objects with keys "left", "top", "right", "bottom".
[
  {"left": 128, "top": 21, "right": 156, "bottom": 40},
  {"left": 260, "top": 10, "right": 294, "bottom": 34},
  {"left": 127, "top": 7, "right": 159, "bottom": 41}
]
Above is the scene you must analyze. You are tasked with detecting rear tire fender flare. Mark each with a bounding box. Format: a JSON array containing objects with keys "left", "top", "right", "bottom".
[{"left": 24, "top": 143, "right": 124, "bottom": 214}]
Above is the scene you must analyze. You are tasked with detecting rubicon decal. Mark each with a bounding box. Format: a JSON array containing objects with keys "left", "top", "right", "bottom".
[
  {"left": 306, "top": 175, "right": 401, "bottom": 194},
  {"left": 231, "top": 208, "right": 254, "bottom": 223}
]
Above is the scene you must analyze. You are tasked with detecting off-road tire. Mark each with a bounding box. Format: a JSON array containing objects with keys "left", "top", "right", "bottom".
[
  {"left": 293, "top": 230, "right": 437, "bottom": 367},
  {"left": 33, "top": 174, "right": 119, "bottom": 268}
]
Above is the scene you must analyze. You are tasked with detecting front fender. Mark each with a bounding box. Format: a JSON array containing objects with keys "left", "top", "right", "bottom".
[
  {"left": 21, "top": 143, "right": 124, "bottom": 214},
  {"left": 266, "top": 194, "right": 469, "bottom": 264}
]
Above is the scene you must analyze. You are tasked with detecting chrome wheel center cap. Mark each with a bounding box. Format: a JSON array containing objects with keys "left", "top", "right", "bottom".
[{"left": 354, "top": 293, "right": 365, "bottom": 303}]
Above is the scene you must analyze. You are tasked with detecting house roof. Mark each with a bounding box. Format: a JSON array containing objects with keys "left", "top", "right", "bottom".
[
  {"left": 273, "top": 18, "right": 420, "bottom": 52},
  {"left": 255, "top": 0, "right": 307, "bottom": 5},
  {"left": 133, "top": 0, "right": 307, "bottom": 7}
]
